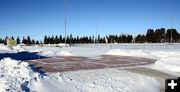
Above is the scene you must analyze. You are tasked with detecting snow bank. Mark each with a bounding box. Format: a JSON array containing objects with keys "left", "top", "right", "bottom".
[
  {"left": 0, "top": 45, "right": 25, "bottom": 52},
  {"left": 148, "top": 51, "right": 180, "bottom": 74},
  {"left": 56, "top": 51, "right": 72, "bottom": 56},
  {"left": 28, "top": 69, "right": 160, "bottom": 92},
  {"left": 155, "top": 56, "right": 180, "bottom": 72},
  {"left": 0, "top": 46, "right": 13, "bottom": 51},
  {"left": 40, "top": 50, "right": 72, "bottom": 56},
  {"left": 0, "top": 58, "right": 33, "bottom": 92},
  {"left": 105, "top": 49, "right": 152, "bottom": 58},
  {"left": 12, "top": 45, "right": 25, "bottom": 52},
  {"left": 29, "top": 49, "right": 43, "bottom": 53},
  {"left": 41, "top": 50, "right": 55, "bottom": 56},
  {"left": 149, "top": 51, "right": 180, "bottom": 59},
  {"left": 105, "top": 49, "right": 180, "bottom": 74}
]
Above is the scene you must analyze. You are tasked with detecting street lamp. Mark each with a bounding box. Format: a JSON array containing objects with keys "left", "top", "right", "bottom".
[{"left": 64, "top": 0, "right": 67, "bottom": 46}]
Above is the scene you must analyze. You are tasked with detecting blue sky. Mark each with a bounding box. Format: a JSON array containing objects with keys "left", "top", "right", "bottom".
[{"left": 0, "top": 0, "right": 180, "bottom": 40}]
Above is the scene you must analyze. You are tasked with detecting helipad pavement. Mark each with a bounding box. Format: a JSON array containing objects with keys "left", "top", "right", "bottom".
[{"left": 25, "top": 55, "right": 156, "bottom": 72}]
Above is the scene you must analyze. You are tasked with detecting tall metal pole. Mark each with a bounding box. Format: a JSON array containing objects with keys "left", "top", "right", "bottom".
[
  {"left": 64, "top": 0, "right": 67, "bottom": 45},
  {"left": 171, "top": 28, "right": 172, "bottom": 43},
  {"left": 96, "top": 21, "right": 98, "bottom": 43},
  {"left": 165, "top": 30, "right": 166, "bottom": 43},
  {"left": 170, "top": 19, "right": 173, "bottom": 43}
]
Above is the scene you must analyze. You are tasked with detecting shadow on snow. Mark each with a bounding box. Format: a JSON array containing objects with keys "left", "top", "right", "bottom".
[{"left": 0, "top": 51, "right": 46, "bottom": 60}]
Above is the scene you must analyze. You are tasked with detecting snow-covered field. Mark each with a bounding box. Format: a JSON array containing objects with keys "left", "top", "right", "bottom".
[{"left": 0, "top": 43, "right": 180, "bottom": 92}]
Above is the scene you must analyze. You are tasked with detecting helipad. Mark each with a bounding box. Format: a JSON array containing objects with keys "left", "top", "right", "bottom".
[{"left": 25, "top": 55, "right": 156, "bottom": 72}]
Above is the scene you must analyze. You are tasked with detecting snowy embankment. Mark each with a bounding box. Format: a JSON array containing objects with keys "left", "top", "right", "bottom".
[
  {"left": 0, "top": 58, "right": 36, "bottom": 92},
  {"left": 0, "top": 58, "right": 160, "bottom": 92},
  {"left": 105, "top": 49, "right": 180, "bottom": 76},
  {"left": 0, "top": 45, "right": 25, "bottom": 53}
]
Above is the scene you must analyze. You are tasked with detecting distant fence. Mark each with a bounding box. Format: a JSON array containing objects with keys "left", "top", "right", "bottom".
[{"left": 73, "top": 43, "right": 180, "bottom": 49}]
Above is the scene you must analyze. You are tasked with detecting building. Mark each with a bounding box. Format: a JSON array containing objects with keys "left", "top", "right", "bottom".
[{"left": 6, "top": 39, "right": 17, "bottom": 46}]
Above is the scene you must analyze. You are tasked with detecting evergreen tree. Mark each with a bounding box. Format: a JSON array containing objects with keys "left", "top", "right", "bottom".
[
  {"left": 127, "top": 35, "right": 133, "bottom": 43},
  {"left": 16, "top": 36, "right": 20, "bottom": 44},
  {"left": 119, "top": 35, "right": 122, "bottom": 43},
  {"left": 22, "top": 37, "right": 27, "bottom": 44},
  {"left": 59, "top": 35, "right": 62, "bottom": 43},
  {"left": 31, "top": 39, "right": 35, "bottom": 44},
  {"left": 171, "top": 29, "right": 179, "bottom": 42},
  {"left": 160, "top": 28, "right": 166, "bottom": 42},
  {"left": 50, "top": 36, "right": 54, "bottom": 44},
  {"left": 47, "top": 36, "right": 51, "bottom": 44},
  {"left": 122, "top": 34, "right": 127, "bottom": 43},
  {"left": 0, "top": 38, "right": 3, "bottom": 43},
  {"left": 55, "top": 35, "right": 58, "bottom": 44},
  {"left": 146, "top": 29, "right": 155, "bottom": 43},
  {"left": 97, "top": 35, "right": 100, "bottom": 43},
  {"left": 4, "top": 36, "right": 8, "bottom": 45},
  {"left": 11, "top": 36, "right": 14, "bottom": 40},
  {"left": 69, "top": 34, "right": 73, "bottom": 43},
  {"left": 36, "top": 41, "right": 39, "bottom": 44},
  {"left": 44, "top": 35, "right": 48, "bottom": 44},
  {"left": 40, "top": 41, "right": 43, "bottom": 44},
  {"left": 135, "top": 34, "right": 146, "bottom": 43},
  {"left": 27, "top": 36, "right": 31, "bottom": 45},
  {"left": 66, "top": 35, "right": 70, "bottom": 43},
  {"left": 154, "top": 28, "right": 165, "bottom": 43},
  {"left": 76, "top": 36, "right": 79, "bottom": 43}
]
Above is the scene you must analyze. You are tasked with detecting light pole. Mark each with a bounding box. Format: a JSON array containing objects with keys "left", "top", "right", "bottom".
[
  {"left": 96, "top": 21, "right": 98, "bottom": 43},
  {"left": 64, "top": 0, "right": 67, "bottom": 46},
  {"left": 171, "top": 29, "right": 172, "bottom": 43},
  {"left": 169, "top": 19, "right": 173, "bottom": 43}
]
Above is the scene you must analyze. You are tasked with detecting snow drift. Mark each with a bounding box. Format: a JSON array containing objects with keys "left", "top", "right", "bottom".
[
  {"left": 105, "top": 49, "right": 180, "bottom": 73},
  {"left": 155, "top": 56, "right": 180, "bottom": 72},
  {"left": 56, "top": 51, "right": 72, "bottom": 56},
  {"left": 0, "top": 58, "right": 33, "bottom": 92},
  {"left": 28, "top": 69, "right": 160, "bottom": 92},
  {"left": 105, "top": 49, "right": 151, "bottom": 58},
  {"left": 0, "top": 46, "right": 13, "bottom": 51}
]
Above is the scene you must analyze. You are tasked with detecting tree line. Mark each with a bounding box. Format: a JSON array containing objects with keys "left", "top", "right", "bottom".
[
  {"left": 0, "top": 28, "right": 180, "bottom": 45},
  {"left": 135, "top": 28, "right": 179, "bottom": 43},
  {"left": 0, "top": 36, "right": 42, "bottom": 45}
]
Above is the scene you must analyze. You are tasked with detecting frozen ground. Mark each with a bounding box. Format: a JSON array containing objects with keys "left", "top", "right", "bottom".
[{"left": 0, "top": 43, "right": 180, "bottom": 92}]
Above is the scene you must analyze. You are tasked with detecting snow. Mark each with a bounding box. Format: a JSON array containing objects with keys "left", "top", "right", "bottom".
[
  {"left": 0, "top": 58, "right": 160, "bottom": 92},
  {"left": 28, "top": 69, "right": 160, "bottom": 92},
  {"left": 105, "top": 49, "right": 153, "bottom": 58},
  {"left": 56, "top": 51, "right": 72, "bottom": 56},
  {"left": 0, "top": 58, "right": 34, "bottom": 92},
  {"left": 12, "top": 45, "right": 25, "bottom": 52},
  {"left": 152, "top": 56, "right": 180, "bottom": 75},
  {"left": 24, "top": 46, "right": 107, "bottom": 58},
  {"left": 105, "top": 49, "right": 180, "bottom": 74},
  {"left": 0, "top": 45, "right": 25, "bottom": 53},
  {"left": 0, "top": 46, "right": 13, "bottom": 51},
  {"left": 1, "top": 44, "right": 180, "bottom": 91}
]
